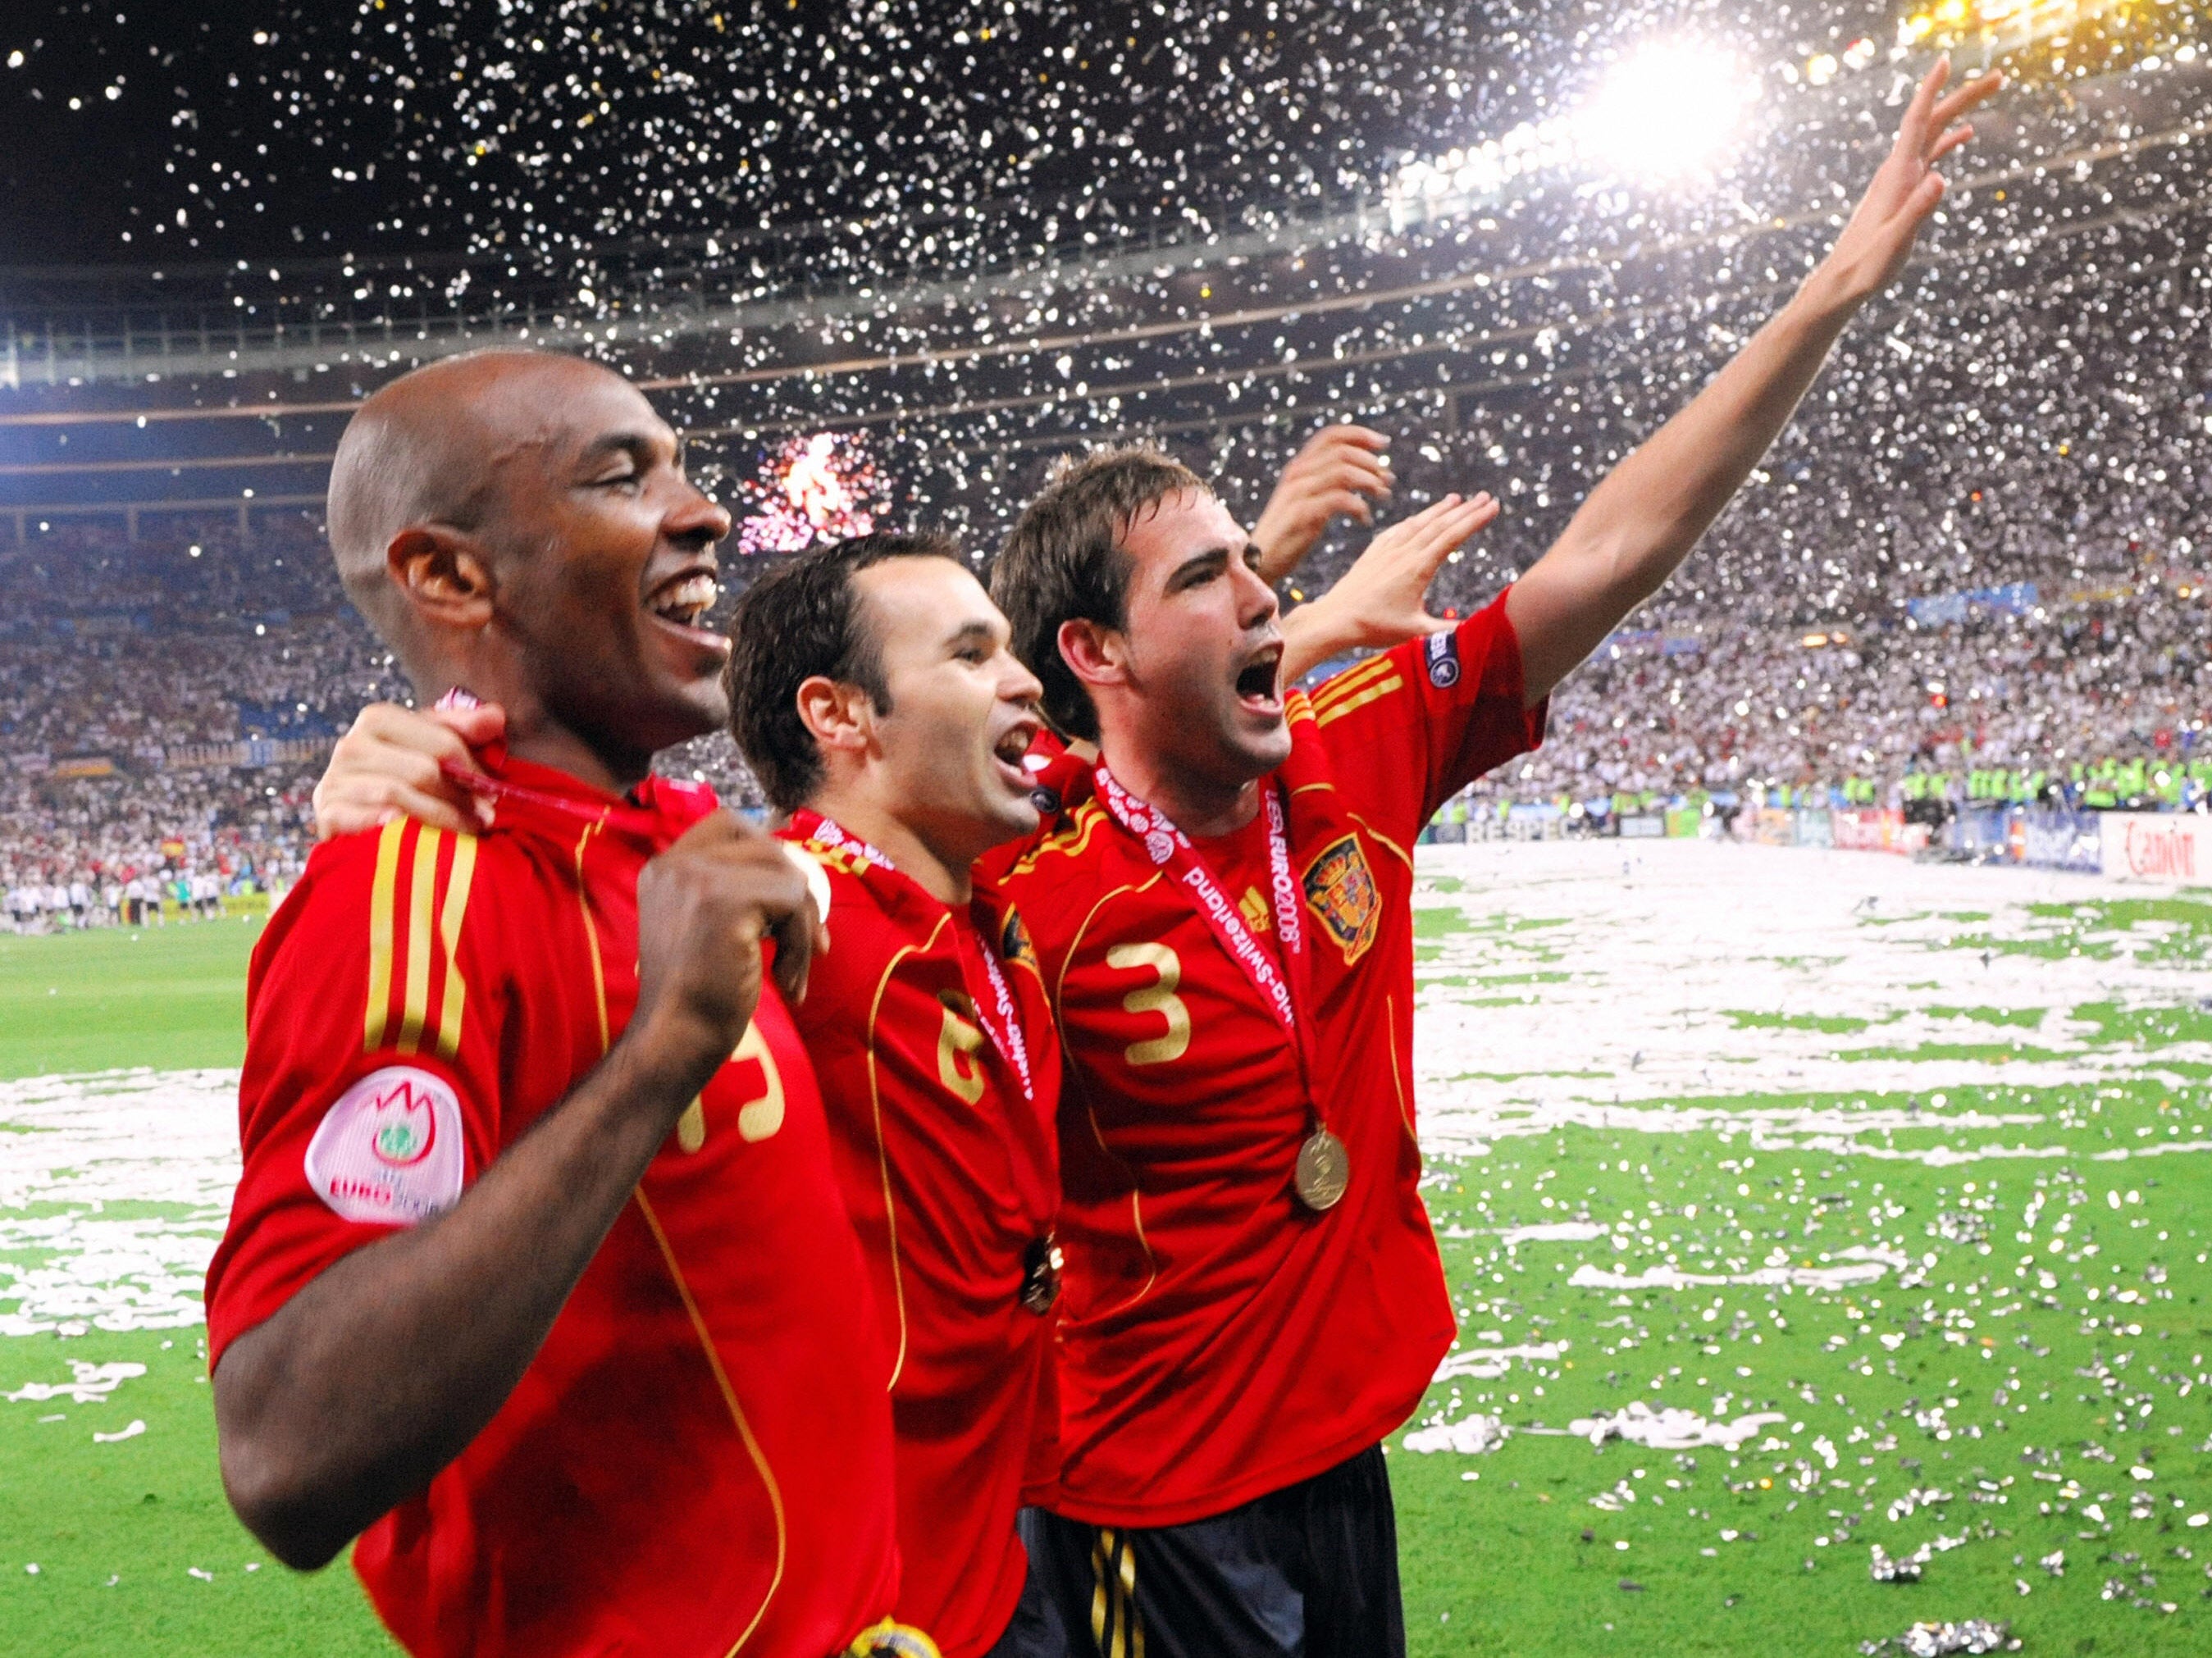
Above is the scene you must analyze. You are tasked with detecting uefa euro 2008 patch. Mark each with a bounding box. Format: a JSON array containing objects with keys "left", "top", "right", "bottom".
[
  {"left": 304, "top": 1066, "right": 467, "bottom": 1226},
  {"left": 1424, "top": 628, "right": 1462, "bottom": 689}
]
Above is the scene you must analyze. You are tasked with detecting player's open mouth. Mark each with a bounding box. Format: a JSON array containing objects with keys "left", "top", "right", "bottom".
[
  {"left": 642, "top": 568, "right": 729, "bottom": 656},
  {"left": 990, "top": 715, "right": 1042, "bottom": 792},
  {"left": 1234, "top": 643, "right": 1284, "bottom": 717}
]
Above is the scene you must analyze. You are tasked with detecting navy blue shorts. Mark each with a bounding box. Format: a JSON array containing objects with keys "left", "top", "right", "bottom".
[{"left": 1022, "top": 1444, "right": 1404, "bottom": 1658}]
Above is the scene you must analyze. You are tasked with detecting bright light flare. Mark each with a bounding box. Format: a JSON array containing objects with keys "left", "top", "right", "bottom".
[
  {"left": 1576, "top": 43, "right": 1763, "bottom": 182},
  {"left": 1387, "top": 37, "right": 1765, "bottom": 219}
]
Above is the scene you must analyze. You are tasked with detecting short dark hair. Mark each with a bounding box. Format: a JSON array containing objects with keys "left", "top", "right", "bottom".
[
  {"left": 724, "top": 530, "right": 963, "bottom": 812},
  {"left": 991, "top": 444, "right": 1207, "bottom": 742}
]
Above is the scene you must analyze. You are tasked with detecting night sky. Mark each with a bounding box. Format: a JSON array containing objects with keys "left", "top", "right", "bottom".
[{"left": 1, "top": 2, "right": 1915, "bottom": 274}]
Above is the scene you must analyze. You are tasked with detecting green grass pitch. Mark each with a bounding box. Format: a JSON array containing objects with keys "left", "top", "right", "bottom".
[
  {"left": 0, "top": 921, "right": 399, "bottom": 1656},
  {"left": 2, "top": 841, "right": 2208, "bottom": 1655}
]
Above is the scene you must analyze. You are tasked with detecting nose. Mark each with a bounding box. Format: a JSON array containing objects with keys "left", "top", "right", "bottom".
[
  {"left": 1001, "top": 651, "right": 1046, "bottom": 707},
  {"left": 1229, "top": 553, "right": 1279, "bottom": 631},
  {"left": 668, "top": 476, "right": 733, "bottom": 547}
]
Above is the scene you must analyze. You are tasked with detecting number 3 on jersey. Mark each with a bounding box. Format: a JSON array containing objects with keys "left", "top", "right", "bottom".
[{"left": 1106, "top": 941, "right": 1190, "bottom": 1067}]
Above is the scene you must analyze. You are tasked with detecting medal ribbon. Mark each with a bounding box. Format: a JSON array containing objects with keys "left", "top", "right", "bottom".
[
  {"left": 798, "top": 811, "right": 1034, "bottom": 1105},
  {"left": 1092, "top": 763, "right": 1320, "bottom": 1103}
]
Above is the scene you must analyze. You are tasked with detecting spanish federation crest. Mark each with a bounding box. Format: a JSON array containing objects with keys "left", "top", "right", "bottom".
[
  {"left": 999, "top": 905, "right": 1037, "bottom": 969},
  {"left": 1302, "top": 833, "right": 1381, "bottom": 966}
]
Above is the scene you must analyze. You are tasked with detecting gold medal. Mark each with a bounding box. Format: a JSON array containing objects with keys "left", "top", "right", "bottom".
[{"left": 1294, "top": 1127, "right": 1350, "bottom": 1213}]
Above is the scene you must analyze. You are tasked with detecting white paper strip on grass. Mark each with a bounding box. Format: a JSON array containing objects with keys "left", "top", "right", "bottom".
[
  {"left": 1433, "top": 1340, "right": 1570, "bottom": 1381},
  {"left": 1567, "top": 1401, "right": 1788, "bottom": 1450},
  {"left": 1402, "top": 1413, "right": 1511, "bottom": 1455},
  {"left": 0, "top": 1068, "right": 239, "bottom": 1336},
  {"left": 1497, "top": 1221, "right": 1611, "bottom": 1245},
  {"left": 1569, "top": 1243, "right": 1909, "bottom": 1293},
  {"left": 4, "top": 1360, "right": 147, "bottom": 1404}
]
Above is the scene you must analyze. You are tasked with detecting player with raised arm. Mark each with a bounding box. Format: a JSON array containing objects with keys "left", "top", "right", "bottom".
[
  {"left": 305, "top": 480, "right": 1485, "bottom": 1658},
  {"left": 203, "top": 349, "right": 909, "bottom": 1658},
  {"left": 986, "top": 61, "right": 2001, "bottom": 1658}
]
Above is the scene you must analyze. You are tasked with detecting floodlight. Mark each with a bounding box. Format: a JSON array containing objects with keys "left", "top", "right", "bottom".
[{"left": 1575, "top": 43, "right": 1762, "bottom": 182}]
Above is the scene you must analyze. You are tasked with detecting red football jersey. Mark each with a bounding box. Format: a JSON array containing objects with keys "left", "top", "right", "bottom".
[
  {"left": 204, "top": 757, "right": 900, "bottom": 1658},
  {"left": 780, "top": 811, "right": 1061, "bottom": 1658},
  {"left": 994, "top": 592, "right": 1545, "bottom": 1526}
]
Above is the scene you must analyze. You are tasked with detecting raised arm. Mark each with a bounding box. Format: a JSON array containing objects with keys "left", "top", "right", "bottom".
[
  {"left": 1504, "top": 57, "right": 2002, "bottom": 706},
  {"left": 212, "top": 813, "right": 818, "bottom": 1570}
]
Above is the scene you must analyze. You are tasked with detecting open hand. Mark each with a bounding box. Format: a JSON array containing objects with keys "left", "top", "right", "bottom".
[
  {"left": 313, "top": 700, "right": 507, "bottom": 840},
  {"left": 1252, "top": 424, "right": 1393, "bottom": 581},
  {"left": 1298, "top": 492, "right": 1499, "bottom": 656},
  {"left": 1816, "top": 56, "right": 2003, "bottom": 307}
]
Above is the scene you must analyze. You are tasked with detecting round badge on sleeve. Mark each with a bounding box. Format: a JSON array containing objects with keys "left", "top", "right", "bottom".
[{"left": 304, "top": 1066, "right": 466, "bottom": 1226}]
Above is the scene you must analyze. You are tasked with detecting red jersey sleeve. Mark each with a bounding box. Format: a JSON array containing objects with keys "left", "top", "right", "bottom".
[
  {"left": 1294, "top": 587, "right": 1546, "bottom": 845},
  {"left": 204, "top": 820, "right": 501, "bottom": 1372}
]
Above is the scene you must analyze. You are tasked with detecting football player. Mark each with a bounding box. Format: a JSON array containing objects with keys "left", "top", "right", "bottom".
[
  {"left": 205, "top": 349, "right": 906, "bottom": 1658},
  {"left": 986, "top": 61, "right": 2000, "bottom": 1657}
]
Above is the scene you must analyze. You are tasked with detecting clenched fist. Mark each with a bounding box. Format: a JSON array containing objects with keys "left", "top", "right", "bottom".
[{"left": 628, "top": 812, "right": 826, "bottom": 1098}]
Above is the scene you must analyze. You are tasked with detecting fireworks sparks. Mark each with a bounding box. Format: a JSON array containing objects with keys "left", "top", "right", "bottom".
[{"left": 732, "top": 432, "right": 886, "bottom": 557}]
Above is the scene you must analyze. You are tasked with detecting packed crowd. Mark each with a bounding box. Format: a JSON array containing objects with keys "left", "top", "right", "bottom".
[
  {"left": 1270, "top": 316, "right": 2211, "bottom": 817},
  {"left": 1466, "top": 579, "right": 2210, "bottom": 813},
  {"left": 0, "top": 521, "right": 389, "bottom": 927},
  {"left": 0, "top": 519, "right": 780, "bottom": 929},
  {"left": 4, "top": 424, "right": 2205, "bottom": 928}
]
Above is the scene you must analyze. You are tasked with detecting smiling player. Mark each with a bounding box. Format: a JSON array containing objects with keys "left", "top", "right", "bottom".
[
  {"left": 718, "top": 532, "right": 1066, "bottom": 1658},
  {"left": 203, "top": 350, "right": 904, "bottom": 1658}
]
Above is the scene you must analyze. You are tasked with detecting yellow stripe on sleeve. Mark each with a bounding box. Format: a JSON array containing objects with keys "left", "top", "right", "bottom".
[
  {"left": 363, "top": 819, "right": 405, "bottom": 1051},
  {"left": 395, "top": 826, "right": 441, "bottom": 1054},
  {"left": 432, "top": 833, "right": 478, "bottom": 1061},
  {"left": 1314, "top": 674, "right": 1405, "bottom": 728},
  {"left": 1308, "top": 653, "right": 1396, "bottom": 711}
]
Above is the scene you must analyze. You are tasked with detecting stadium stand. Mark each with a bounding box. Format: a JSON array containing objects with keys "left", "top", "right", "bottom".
[{"left": 3, "top": 52, "right": 2206, "bottom": 917}]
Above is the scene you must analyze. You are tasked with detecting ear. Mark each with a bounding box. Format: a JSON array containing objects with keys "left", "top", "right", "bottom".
[
  {"left": 1057, "top": 617, "right": 1130, "bottom": 693},
  {"left": 388, "top": 526, "right": 495, "bottom": 631},
  {"left": 793, "top": 675, "right": 876, "bottom": 758}
]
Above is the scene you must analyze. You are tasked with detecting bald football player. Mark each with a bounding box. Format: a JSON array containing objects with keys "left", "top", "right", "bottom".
[{"left": 205, "top": 349, "right": 905, "bottom": 1658}]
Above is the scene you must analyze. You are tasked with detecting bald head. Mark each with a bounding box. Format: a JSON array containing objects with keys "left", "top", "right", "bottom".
[
  {"left": 317, "top": 350, "right": 737, "bottom": 787},
  {"left": 326, "top": 350, "right": 643, "bottom": 636}
]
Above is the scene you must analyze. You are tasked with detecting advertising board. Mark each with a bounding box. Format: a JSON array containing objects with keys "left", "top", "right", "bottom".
[
  {"left": 2100, "top": 813, "right": 2210, "bottom": 886},
  {"left": 2022, "top": 809, "right": 2103, "bottom": 875}
]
